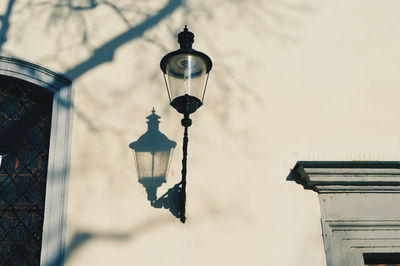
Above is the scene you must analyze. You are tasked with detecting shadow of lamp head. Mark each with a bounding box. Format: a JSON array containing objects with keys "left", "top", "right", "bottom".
[{"left": 129, "top": 109, "right": 176, "bottom": 202}]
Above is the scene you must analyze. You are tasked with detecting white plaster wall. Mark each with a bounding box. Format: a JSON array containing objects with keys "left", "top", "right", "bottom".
[{"left": 3, "top": 0, "right": 400, "bottom": 265}]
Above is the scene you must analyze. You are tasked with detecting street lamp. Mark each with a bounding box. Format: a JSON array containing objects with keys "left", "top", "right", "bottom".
[
  {"left": 129, "top": 109, "right": 176, "bottom": 202},
  {"left": 160, "top": 26, "right": 213, "bottom": 222}
]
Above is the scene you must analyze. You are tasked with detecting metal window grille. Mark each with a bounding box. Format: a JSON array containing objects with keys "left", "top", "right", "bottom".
[{"left": 0, "top": 76, "right": 53, "bottom": 266}]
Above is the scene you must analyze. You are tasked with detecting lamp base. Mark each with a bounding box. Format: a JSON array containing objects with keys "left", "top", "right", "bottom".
[
  {"left": 139, "top": 177, "right": 166, "bottom": 202},
  {"left": 170, "top": 95, "right": 202, "bottom": 114}
]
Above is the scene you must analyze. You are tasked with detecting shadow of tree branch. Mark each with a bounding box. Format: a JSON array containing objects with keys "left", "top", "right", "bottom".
[
  {"left": 45, "top": 216, "right": 172, "bottom": 266},
  {"left": 65, "top": 0, "right": 183, "bottom": 79},
  {"left": 0, "top": 0, "right": 17, "bottom": 52}
]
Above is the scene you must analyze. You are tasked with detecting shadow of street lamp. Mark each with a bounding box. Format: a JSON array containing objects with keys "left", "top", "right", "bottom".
[
  {"left": 129, "top": 109, "right": 176, "bottom": 202},
  {"left": 130, "top": 26, "right": 212, "bottom": 224},
  {"left": 130, "top": 109, "right": 190, "bottom": 222}
]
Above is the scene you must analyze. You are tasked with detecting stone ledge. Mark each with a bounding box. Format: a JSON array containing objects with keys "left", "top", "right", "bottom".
[{"left": 288, "top": 161, "right": 400, "bottom": 193}]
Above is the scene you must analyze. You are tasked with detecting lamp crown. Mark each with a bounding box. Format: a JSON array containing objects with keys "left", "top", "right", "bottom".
[
  {"left": 146, "top": 107, "right": 161, "bottom": 131},
  {"left": 129, "top": 109, "right": 176, "bottom": 152},
  {"left": 178, "top": 25, "right": 194, "bottom": 49}
]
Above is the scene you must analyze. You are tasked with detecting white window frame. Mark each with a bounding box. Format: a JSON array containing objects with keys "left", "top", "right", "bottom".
[
  {"left": 290, "top": 161, "right": 400, "bottom": 266},
  {"left": 0, "top": 56, "right": 73, "bottom": 266},
  {"left": 322, "top": 219, "right": 400, "bottom": 265}
]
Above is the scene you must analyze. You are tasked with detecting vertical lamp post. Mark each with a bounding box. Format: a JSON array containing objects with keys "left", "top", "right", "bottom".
[{"left": 160, "top": 26, "right": 212, "bottom": 222}]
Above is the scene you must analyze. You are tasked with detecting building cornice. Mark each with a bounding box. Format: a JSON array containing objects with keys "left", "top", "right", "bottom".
[{"left": 288, "top": 161, "right": 400, "bottom": 193}]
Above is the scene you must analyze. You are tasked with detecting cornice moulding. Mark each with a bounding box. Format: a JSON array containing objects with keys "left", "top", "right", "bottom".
[{"left": 289, "top": 161, "right": 400, "bottom": 193}]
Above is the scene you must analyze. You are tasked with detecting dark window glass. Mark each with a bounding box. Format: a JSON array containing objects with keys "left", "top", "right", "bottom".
[
  {"left": 364, "top": 253, "right": 400, "bottom": 266},
  {"left": 0, "top": 76, "right": 53, "bottom": 266}
]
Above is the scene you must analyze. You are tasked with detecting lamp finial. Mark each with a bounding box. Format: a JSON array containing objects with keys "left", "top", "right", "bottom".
[{"left": 178, "top": 26, "right": 194, "bottom": 49}]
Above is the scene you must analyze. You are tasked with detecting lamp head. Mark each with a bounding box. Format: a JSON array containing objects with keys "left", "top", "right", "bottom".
[{"left": 160, "top": 26, "right": 212, "bottom": 114}]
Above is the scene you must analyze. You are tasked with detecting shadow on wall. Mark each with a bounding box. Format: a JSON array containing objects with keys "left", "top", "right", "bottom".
[
  {"left": 0, "top": 0, "right": 184, "bottom": 134},
  {"left": 0, "top": 1, "right": 316, "bottom": 265},
  {"left": 63, "top": 0, "right": 183, "bottom": 80},
  {"left": 47, "top": 109, "right": 182, "bottom": 266},
  {"left": 54, "top": 215, "right": 172, "bottom": 266},
  {"left": 129, "top": 108, "right": 186, "bottom": 222},
  {"left": 0, "top": 0, "right": 314, "bottom": 133}
]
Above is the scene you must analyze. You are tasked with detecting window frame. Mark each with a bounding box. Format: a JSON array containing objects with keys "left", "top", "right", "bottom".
[
  {"left": 322, "top": 219, "right": 400, "bottom": 265},
  {"left": 0, "top": 56, "right": 73, "bottom": 266}
]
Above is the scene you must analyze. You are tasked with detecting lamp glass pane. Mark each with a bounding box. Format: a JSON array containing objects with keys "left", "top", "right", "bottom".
[
  {"left": 165, "top": 54, "right": 208, "bottom": 102},
  {"left": 133, "top": 150, "right": 172, "bottom": 179}
]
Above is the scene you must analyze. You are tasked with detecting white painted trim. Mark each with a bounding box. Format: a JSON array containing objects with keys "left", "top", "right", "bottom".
[
  {"left": 290, "top": 161, "right": 400, "bottom": 192},
  {"left": 0, "top": 56, "right": 73, "bottom": 266},
  {"left": 322, "top": 219, "right": 400, "bottom": 266},
  {"left": 290, "top": 161, "right": 400, "bottom": 266}
]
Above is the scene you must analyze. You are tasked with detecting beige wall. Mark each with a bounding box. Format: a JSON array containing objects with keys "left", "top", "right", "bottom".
[{"left": 4, "top": 0, "right": 400, "bottom": 265}]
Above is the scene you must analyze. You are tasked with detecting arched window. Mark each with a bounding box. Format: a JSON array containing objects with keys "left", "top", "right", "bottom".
[{"left": 0, "top": 57, "right": 73, "bottom": 266}]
